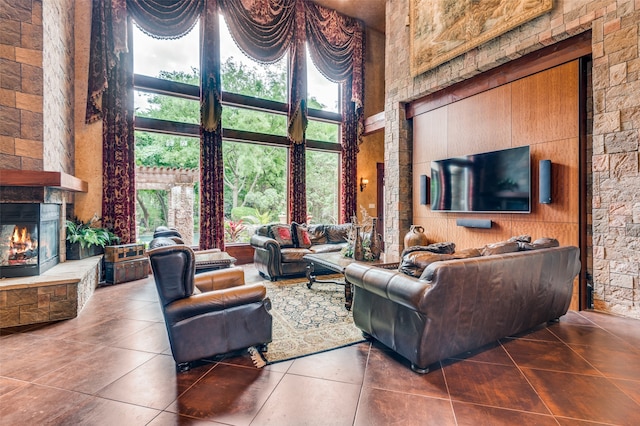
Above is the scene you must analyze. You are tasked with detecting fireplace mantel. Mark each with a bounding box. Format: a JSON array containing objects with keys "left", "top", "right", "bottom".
[{"left": 0, "top": 170, "right": 88, "bottom": 192}]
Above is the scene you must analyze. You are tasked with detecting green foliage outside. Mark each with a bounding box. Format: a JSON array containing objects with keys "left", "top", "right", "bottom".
[{"left": 134, "top": 57, "right": 341, "bottom": 243}]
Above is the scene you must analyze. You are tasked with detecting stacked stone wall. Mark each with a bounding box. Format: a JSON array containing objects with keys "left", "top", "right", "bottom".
[
  {"left": 386, "top": 0, "right": 640, "bottom": 318},
  {"left": 0, "top": 0, "right": 44, "bottom": 171},
  {"left": 0, "top": 0, "right": 75, "bottom": 175}
]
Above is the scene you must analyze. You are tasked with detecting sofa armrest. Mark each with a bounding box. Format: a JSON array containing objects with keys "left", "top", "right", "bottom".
[
  {"left": 250, "top": 234, "right": 280, "bottom": 250},
  {"left": 345, "top": 263, "right": 432, "bottom": 312},
  {"left": 194, "top": 266, "right": 245, "bottom": 292},
  {"left": 250, "top": 234, "right": 283, "bottom": 280},
  {"left": 164, "top": 283, "right": 269, "bottom": 324}
]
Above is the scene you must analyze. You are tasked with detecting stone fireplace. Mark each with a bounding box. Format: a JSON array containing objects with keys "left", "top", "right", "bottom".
[
  {"left": 0, "top": 173, "right": 97, "bottom": 328},
  {"left": 0, "top": 203, "right": 60, "bottom": 278}
]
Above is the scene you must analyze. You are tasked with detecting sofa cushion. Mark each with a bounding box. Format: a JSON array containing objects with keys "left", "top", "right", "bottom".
[
  {"left": 325, "top": 224, "right": 351, "bottom": 243},
  {"left": 307, "top": 224, "right": 328, "bottom": 244},
  {"left": 452, "top": 247, "right": 483, "bottom": 259},
  {"left": 271, "top": 224, "right": 295, "bottom": 247},
  {"left": 310, "top": 243, "right": 346, "bottom": 254},
  {"left": 401, "top": 241, "right": 456, "bottom": 258},
  {"left": 519, "top": 237, "right": 560, "bottom": 251},
  {"left": 400, "top": 252, "right": 456, "bottom": 277},
  {"left": 481, "top": 241, "right": 520, "bottom": 256},
  {"left": 255, "top": 224, "right": 271, "bottom": 237},
  {"left": 281, "top": 247, "right": 313, "bottom": 262},
  {"left": 292, "top": 222, "right": 312, "bottom": 248}
]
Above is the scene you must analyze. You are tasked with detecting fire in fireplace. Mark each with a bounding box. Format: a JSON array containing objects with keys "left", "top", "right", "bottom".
[
  {"left": 8, "top": 225, "right": 38, "bottom": 264},
  {"left": 0, "top": 203, "right": 60, "bottom": 278}
]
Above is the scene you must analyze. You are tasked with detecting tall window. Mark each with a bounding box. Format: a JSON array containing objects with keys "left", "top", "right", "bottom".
[
  {"left": 132, "top": 22, "right": 201, "bottom": 244},
  {"left": 306, "top": 47, "right": 341, "bottom": 223},
  {"left": 132, "top": 15, "right": 343, "bottom": 245}
]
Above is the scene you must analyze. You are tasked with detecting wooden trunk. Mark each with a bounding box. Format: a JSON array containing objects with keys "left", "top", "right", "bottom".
[
  {"left": 104, "top": 243, "right": 146, "bottom": 263},
  {"left": 104, "top": 258, "right": 149, "bottom": 285}
]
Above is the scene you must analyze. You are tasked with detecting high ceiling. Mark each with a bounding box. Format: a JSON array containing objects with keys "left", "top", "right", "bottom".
[{"left": 312, "top": 0, "right": 386, "bottom": 33}]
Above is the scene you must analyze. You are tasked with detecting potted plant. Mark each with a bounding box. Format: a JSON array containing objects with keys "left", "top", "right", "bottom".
[{"left": 65, "top": 215, "right": 120, "bottom": 260}]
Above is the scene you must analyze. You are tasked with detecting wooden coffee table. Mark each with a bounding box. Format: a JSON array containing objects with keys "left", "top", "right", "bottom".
[{"left": 303, "top": 252, "right": 400, "bottom": 310}]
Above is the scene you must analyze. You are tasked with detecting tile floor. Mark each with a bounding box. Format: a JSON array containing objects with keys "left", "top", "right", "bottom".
[{"left": 1, "top": 265, "right": 640, "bottom": 425}]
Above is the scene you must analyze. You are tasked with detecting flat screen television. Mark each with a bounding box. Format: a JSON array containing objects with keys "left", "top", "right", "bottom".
[{"left": 430, "top": 145, "right": 531, "bottom": 213}]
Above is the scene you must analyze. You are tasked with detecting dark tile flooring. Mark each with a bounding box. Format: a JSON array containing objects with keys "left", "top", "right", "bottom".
[{"left": 2, "top": 265, "right": 640, "bottom": 425}]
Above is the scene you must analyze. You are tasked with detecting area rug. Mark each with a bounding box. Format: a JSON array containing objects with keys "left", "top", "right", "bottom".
[{"left": 249, "top": 274, "right": 366, "bottom": 366}]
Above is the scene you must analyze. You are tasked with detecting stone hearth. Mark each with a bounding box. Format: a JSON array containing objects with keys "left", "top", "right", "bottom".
[{"left": 0, "top": 256, "right": 101, "bottom": 328}]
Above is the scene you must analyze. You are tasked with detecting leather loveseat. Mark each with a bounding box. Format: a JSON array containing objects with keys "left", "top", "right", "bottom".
[
  {"left": 344, "top": 244, "right": 581, "bottom": 373},
  {"left": 250, "top": 223, "right": 351, "bottom": 280}
]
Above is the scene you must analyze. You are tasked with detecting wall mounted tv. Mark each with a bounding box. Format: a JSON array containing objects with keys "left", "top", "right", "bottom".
[{"left": 430, "top": 145, "right": 531, "bottom": 213}]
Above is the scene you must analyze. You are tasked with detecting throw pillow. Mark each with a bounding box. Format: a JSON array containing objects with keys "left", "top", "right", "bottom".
[
  {"left": 307, "top": 224, "right": 327, "bottom": 244},
  {"left": 452, "top": 247, "right": 482, "bottom": 259},
  {"left": 400, "top": 252, "right": 455, "bottom": 277},
  {"left": 508, "top": 235, "right": 532, "bottom": 243},
  {"left": 401, "top": 241, "right": 456, "bottom": 258},
  {"left": 271, "top": 224, "right": 295, "bottom": 247},
  {"left": 519, "top": 237, "right": 560, "bottom": 250},
  {"left": 481, "top": 241, "right": 520, "bottom": 256},
  {"left": 532, "top": 237, "right": 559, "bottom": 248},
  {"left": 291, "top": 222, "right": 312, "bottom": 248},
  {"left": 325, "top": 224, "right": 352, "bottom": 243}
]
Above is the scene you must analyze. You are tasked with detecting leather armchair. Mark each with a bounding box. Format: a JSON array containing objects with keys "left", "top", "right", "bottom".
[{"left": 148, "top": 244, "right": 272, "bottom": 371}]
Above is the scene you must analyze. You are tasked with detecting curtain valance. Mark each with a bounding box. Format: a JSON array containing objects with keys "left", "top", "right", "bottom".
[
  {"left": 218, "top": 0, "right": 295, "bottom": 64},
  {"left": 305, "top": 1, "right": 364, "bottom": 109},
  {"left": 127, "top": 0, "right": 203, "bottom": 39}
]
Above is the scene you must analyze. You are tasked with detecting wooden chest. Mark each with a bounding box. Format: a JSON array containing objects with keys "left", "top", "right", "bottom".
[
  {"left": 104, "top": 243, "right": 146, "bottom": 263},
  {"left": 104, "top": 257, "right": 149, "bottom": 284}
]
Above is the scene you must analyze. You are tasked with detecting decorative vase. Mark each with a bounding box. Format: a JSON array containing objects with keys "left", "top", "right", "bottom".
[
  {"left": 353, "top": 225, "right": 364, "bottom": 261},
  {"left": 369, "top": 218, "right": 382, "bottom": 260},
  {"left": 404, "top": 225, "right": 428, "bottom": 249}
]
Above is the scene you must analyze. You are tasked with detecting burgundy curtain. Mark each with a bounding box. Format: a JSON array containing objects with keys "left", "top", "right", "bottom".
[
  {"left": 87, "top": 0, "right": 136, "bottom": 243},
  {"left": 199, "top": 0, "right": 225, "bottom": 250},
  {"left": 305, "top": 1, "right": 364, "bottom": 222},
  {"left": 287, "top": 0, "right": 307, "bottom": 224},
  {"left": 341, "top": 78, "right": 359, "bottom": 221}
]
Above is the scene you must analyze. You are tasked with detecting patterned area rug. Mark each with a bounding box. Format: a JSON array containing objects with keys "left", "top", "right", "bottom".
[{"left": 250, "top": 274, "right": 366, "bottom": 366}]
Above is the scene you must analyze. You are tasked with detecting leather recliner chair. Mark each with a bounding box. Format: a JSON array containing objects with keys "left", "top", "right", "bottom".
[{"left": 148, "top": 244, "right": 272, "bottom": 371}]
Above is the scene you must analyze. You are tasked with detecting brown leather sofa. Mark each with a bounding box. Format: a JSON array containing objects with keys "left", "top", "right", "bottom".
[
  {"left": 345, "top": 245, "right": 581, "bottom": 373},
  {"left": 250, "top": 223, "right": 351, "bottom": 280},
  {"left": 148, "top": 244, "right": 272, "bottom": 371}
]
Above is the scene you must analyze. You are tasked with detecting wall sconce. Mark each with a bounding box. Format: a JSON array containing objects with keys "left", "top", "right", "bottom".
[{"left": 360, "top": 177, "right": 369, "bottom": 192}]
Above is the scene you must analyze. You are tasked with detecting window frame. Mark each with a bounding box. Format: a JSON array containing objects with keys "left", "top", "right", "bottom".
[{"left": 134, "top": 74, "right": 343, "bottom": 152}]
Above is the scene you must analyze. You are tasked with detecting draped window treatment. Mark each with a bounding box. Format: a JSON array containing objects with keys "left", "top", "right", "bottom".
[
  {"left": 86, "top": 0, "right": 137, "bottom": 243},
  {"left": 304, "top": 1, "right": 364, "bottom": 222},
  {"left": 87, "top": 0, "right": 364, "bottom": 246}
]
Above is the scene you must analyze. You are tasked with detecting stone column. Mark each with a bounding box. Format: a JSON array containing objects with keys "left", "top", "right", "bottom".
[{"left": 169, "top": 184, "right": 194, "bottom": 246}]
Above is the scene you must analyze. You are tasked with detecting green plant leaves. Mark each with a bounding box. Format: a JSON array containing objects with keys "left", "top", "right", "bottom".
[{"left": 65, "top": 219, "right": 120, "bottom": 249}]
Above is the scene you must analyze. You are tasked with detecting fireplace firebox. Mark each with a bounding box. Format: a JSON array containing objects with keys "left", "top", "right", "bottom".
[{"left": 0, "top": 203, "right": 60, "bottom": 278}]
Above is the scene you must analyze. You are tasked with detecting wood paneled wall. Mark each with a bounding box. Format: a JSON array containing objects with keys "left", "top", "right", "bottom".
[{"left": 412, "top": 60, "right": 580, "bottom": 263}]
